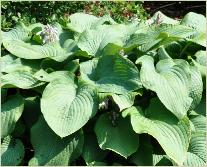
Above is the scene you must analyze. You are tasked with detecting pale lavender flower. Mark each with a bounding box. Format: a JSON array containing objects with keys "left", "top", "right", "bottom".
[
  {"left": 155, "top": 13, "right": 163, "bottom": 25},
  {"left": 38, "top": 24, "right": 59, "bottom": 44}
]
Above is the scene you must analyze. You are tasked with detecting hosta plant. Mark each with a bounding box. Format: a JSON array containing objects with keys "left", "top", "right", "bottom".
[{"left": 1, "top": 11, "right": 206, "bottom": 166}]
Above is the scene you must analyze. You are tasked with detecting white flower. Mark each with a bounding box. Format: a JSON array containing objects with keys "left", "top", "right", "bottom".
[
  {"left": 145, "top": 19, "right": 154, "bottom": 26},
  {"left": 129, "top": 16, "right": 141, "bottom": 22},
  {"left": 38, "top": 24, "right": 59, "bottom": 44},
  {"left": 155, "top": 13, "right": 163, "bottom": 25},
  {"left": 99, "top": 98, "right": 109, "bottom": 110},
  {"left": 119, "top": 49, "right": 128, "bottom": 58}
]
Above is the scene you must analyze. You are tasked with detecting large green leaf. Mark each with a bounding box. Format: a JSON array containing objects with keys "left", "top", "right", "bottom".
[
  {"left": 1, "top": 136, "right": 25, "bottom": 166},
  {"left": 194, "top": 97, "right": 206, "bottom": 116},
  {"left": 80, "top": 54, "right": 142, "bottom": 94},
  {"left": 82, "top": 133, "right": 108, "bottom": 165},
  {"left": 189, "top": 66, "right": 203, "bottom": 110},
  {"left": 190, "top": 115, "right": 206, "bottom": 133},
  {"left": 1, "top": 54, "right": 44, "bottom": 89},
  {"left": 126, "top": 24, "right": 196, "bottom": 51},
  {"left": 95, "top": 112, "right": 139, "bottom": 158},
  {"left": 189, "top": 32, "right": 206, "bottom": 47},
  {"left": 112, "top": 92, "right": 138, "bottom": 111},
  {"left": 67, "top": 13, "right": 116, "bottom": 34},
  {"left": 181, "top": 12, "right": 206, "bottom": 47},
  {"left": 155, "top": 54, "right": 203, "bottom": 111},
  {"left": 77, "top": 24, "right": 137, "bottom": 56},
  {"left": 123, "top": 98, "right": 191, "bottom": 165},
  {"left": 29, "top": 116, "right": 84, "bottom": 166},
  {"left": 34, "top": 69, "right": 74, "bottom": 82},
  {"left": 181, "top": 12, "right": 206, "bottom": 32},
  {"left": 1, "top": 95, "right": 24, "bottom": 138},
  {"left": 1, "top": 54, "right": 40, "bottom": 73},
  {"left": 67, "top": 13, "right": 98, "bottom": 33},
  {"left": 98, "top": 91, "right": 139, "bottom": 111},
  {"left": 137, "top": 55, "right": 192, "bottom": 119},
  {"left": 41, "top": 77, "right": 98, "bottom": 137},
  {"left": 183, "top": 115, "right": 206, "bottom": 166},
  {"left": 2, "top": 22, "right": 75, "bottom": 62},
  {"left": 1, "top": 71, "right": 45, "bottom": 89}
]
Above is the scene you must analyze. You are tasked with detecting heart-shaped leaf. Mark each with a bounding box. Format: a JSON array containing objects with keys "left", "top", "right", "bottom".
[
  {"left": 95, "top": 112, "right": 139, "bottom": 158},
  {"left": 41, "top": 77, "right": 98, "bottom": 137},
  {"left": 123, "top": 98, "right": 191, "bottom": 165}
]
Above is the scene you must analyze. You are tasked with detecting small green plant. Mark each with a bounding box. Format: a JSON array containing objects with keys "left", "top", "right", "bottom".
[{"left": 1, "top": 11, "right": 206, "bottom": 166}]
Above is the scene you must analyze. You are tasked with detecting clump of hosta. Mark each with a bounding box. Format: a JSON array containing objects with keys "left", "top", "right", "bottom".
[
  {"left": 1, "top": 11, "right": 206, "bottom": 166},
  {"left": 38, "top": 24, "right": 59, "bottom": 44}
]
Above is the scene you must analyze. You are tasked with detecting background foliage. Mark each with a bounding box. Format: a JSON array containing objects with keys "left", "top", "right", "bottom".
[{"left": 1, "top": 1, "right": 148, "bottom": 31}]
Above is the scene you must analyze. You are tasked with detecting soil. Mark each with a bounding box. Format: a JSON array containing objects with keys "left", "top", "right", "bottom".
[{"left": 143, "top": 1, "right": 206, "bottom": 18}]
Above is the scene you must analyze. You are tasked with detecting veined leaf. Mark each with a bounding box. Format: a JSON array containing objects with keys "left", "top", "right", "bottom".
[
  {"left": 190, "top": 115, "right": 206, "bottom": 133},
  {"left": 181, "top": 12, "right": 206, "bottom": 47},
  {"left": 189, "top": 66, "right": 203, "bottom": 110},
  {"left": 1, "top": 54, "right": 41, "bottom": 73},
  {"left": 1, "top": 54, "right": 45, "bottom": 89},
  {"left": 98, "top": 91, "right": 140, "bottom": 111},
  {"left": 181, "top": 12, "right": 206, "bottom": 32},
  {"left": 67, "top": 13, "right": 98, "bottom": 33},
  {"left": 95, "top": 112, "right": 139, "bottom": 158},
  {"left": 137, "top": 55, "right": 192, "bottom": 119},
  {"left": 1, "top": 71, "right": 45, "bottom": 89},
  {"left": 1, "top": 54, "right": 21, "bottom": 73},
  {"left": 126, "top": 24, "right": 196, "bottom": 51},
  {"left": 123, "top": 98, "right": 191, "bottom": 165},
  {"left": 77, "top": 24, "right": 137, "bottom": 56},
  {"left": 67, "top": 13, "right": 116, "bottom": 34},
  {"left": 189, "top": 32, "right": 206, "bottom": 47},
  {"left": 1, "top": 136, "right": 25, "bottom": 166},
  {"left": 158, "top": 46, "right": 171, "bottom": 60},
  {"left": 195, "top": 97, "right": 206, "bottom": 116},
  {"left": 192, "top": 51, "right": 206, "bottom": 78},
  {"left": 29, "top": 116, "right": 84, "bottom": 166},
  {"left": 80, "top": 54, "right": 142, "bottom": 94},
  {"left": 1, "top": 95, "right": 24, "bottom": 138},
  {"left": 183, "top": 115, "right": 206, "bottom": 166},
  {"left": 34, "top": 69, "right": 74, "bottom": 82},
  {"left": 112, "top": 92, "right": 138, "bottom": 111},
  {"left": 41, "top": 77, "right": 98, "bottom": 137}
]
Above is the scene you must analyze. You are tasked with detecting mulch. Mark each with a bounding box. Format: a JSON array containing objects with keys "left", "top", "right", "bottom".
[{"left": 143, "top": 1, "right": 206, "bottom": 19}]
